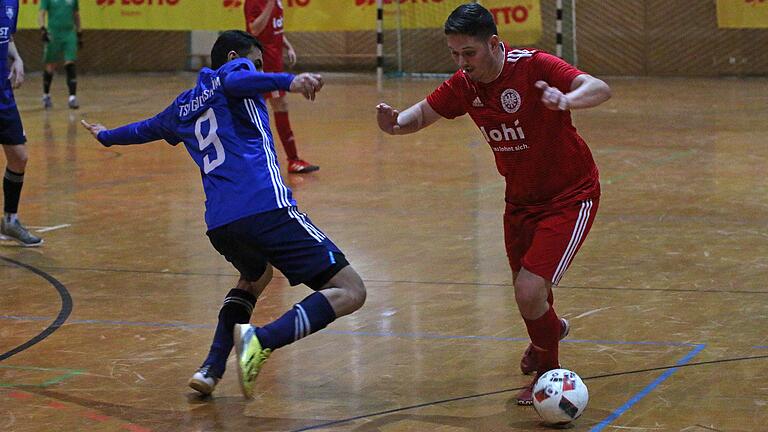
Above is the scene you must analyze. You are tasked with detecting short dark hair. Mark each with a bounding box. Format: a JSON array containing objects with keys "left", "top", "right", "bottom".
[
  {"left": 444, "top": 3, "right": 498, "bottom": 40},
  {"left": 210, "top": 30, "right": 263, "bottom": 69}
]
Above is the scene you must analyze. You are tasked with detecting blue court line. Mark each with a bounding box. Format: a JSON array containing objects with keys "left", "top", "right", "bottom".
[
  {"left": 754, "top": 346, "right": 768, "bottom": 349},
  {"left": 291, "top": 343, "right": 707, "bottom": 431},
  {"left": 589, "top": 343, "right": 706, "bottom": 432},
  {"left": 1, "top": 313, "right": 705, "bottom": 430}
]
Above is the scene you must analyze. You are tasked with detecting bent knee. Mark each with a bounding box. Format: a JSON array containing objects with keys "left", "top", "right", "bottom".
[
  {"left": 514, "top": 280, "right": 545, "bottom": 307},
  {"left": 238, "top": 265, "right": 273, "bottom": 297},
  {"left": 335, "top": 278, "right": 367, "bottom": 315},
  {"left": 347, "top": 282, "right": 366, "bottom": 310},
  {"left": 336, "top": 278, "right": 366, "bottom": 313},
  {"left": 4, "top": 150, "right": 28, "bottom": 170}
]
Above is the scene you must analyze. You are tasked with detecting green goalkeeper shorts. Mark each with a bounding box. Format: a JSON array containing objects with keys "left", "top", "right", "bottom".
[{"left": 43, "top": 30, "right": 78, "bottom": 64}]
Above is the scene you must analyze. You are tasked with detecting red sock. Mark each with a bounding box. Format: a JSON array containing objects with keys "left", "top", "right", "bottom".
[
  {"left": 274, "top": 111, "right": 298, "bottom": 160},
  {"left": 523, "top": 306, "right": 561, "bottom": 372}
]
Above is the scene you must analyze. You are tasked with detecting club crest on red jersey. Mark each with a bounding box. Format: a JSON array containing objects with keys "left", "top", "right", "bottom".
[{"left": 501, "top": 89, "right": 521, "bottom": 113}]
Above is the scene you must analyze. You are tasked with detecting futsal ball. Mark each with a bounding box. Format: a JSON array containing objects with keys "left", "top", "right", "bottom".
[{"left": 532, "top": 368, "right": 589, "bottom": 425}]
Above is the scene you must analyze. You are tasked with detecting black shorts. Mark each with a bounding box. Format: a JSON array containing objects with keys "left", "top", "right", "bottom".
[
  {"left": 207, "top": 206, "right": 349, "bottom": 290},
  {"left": 0, "top": 97, "right": 26, "bottom": 146}
]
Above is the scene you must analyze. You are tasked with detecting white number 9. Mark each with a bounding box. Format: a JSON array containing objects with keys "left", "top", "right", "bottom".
[{"left": 195, "top": 108, "right": 226, "bottom": 174}]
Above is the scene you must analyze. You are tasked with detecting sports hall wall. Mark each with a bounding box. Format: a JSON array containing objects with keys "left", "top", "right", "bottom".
[{"left": 13, "top": 0, "right": 768, "bottom": 76}]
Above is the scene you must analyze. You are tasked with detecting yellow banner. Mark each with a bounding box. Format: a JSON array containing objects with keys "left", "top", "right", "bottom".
[
  {"left": 19, "top": 0, "right": 244, "bottom": 31},
  {"left": 285, "top": 1, "right": 541, "bottom": 43},
  {"left": 482, "top": 0, "right": 542, "bottom": 44},
  {"left": 18, "top": 0, "right": 540, "bottom": 42},
  {"left": 717, "top": 0, "right": 768, "bottom": 28}
]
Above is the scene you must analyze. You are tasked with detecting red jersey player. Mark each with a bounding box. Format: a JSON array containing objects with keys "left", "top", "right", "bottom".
[
  {"left": 244, "top": 0, "right": 319, "bottom": 173},
  {"left": 376, "top": 4, "right": 611, "bottom": 406}
]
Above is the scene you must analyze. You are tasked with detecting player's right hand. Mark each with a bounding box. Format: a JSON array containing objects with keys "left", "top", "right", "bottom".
[
  {"left": 535, "top": 80, "right": 570, "bottom": 111},
  {"left": 376, "top": 103, "right": 400, "bottom": 134},
  {"left": 41, "top": 27, "right": 50, "bottom": 43},
  {"left": 80, "top": 120, "right": 109, "bottom": 145},
  {"left": 8, "top": 58, "right": 24, "bottom": 89},
  {"left": 290, "top": 73, "right": 323, "bottom": 101}
]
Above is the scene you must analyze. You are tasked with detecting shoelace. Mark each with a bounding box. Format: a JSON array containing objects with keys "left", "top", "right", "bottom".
[{"left": 245, "top": 349, "right": 272, "bottom": 379}]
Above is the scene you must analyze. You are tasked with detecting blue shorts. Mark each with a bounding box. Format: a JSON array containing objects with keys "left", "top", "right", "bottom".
[
  {"left": 207, "top": 206, "right": 347, "bottom": 289},
  {"left": 0, "top": 90, "right": 26, "bottom": 146}
]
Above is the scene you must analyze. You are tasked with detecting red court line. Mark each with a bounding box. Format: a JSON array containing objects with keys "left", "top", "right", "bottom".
[
  {"left": 4, "top": 390, "right": 153, "bottom": 431},
  {"left": 8, "top": 391, "right": 32, "bottom": 399}
]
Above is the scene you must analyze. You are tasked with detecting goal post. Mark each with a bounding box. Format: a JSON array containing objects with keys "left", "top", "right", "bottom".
[{"left": 377, "top": 0, "right": 577, "bottom": 78}]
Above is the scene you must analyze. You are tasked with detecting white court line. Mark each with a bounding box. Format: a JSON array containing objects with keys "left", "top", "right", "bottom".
[
  {"left": 28, "top": 224, "right": 72, "bottom": 233},
  {"left": 573, "top": 306, "right": 612, "bottom": 319}
]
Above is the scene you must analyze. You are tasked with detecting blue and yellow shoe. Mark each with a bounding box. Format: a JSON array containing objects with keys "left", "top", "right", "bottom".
[{"left": 233, "top": 324, "right": 271, "bottom": 399}]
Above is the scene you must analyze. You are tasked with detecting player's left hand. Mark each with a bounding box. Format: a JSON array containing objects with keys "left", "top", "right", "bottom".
[
  {"left": 8, "top": 59, "right": 24, "bottom": 89},
  {"left": 290, "top": 73, "right": 323, "bottom": 101},
  {"left": 286, "top": 46, "right": 297, "bottom": 67},
  {"left": 535, "top": 80, "right": 570, "bottom": 111},
  {"left": 80, "top": 120, "right": 108, "bottom": 144}
]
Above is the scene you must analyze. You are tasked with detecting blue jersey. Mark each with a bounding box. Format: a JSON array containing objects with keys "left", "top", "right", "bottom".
[
  {"left": 0, "top": 0, "right": 19, "bottom": 109},
  {"left": 98, "top": 59, "right": 298, "bottom": 230}
]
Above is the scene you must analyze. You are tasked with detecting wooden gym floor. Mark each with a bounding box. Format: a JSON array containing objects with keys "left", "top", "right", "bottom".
[{"left": 1, "top": 73, "right": 767, "bottom": 431}]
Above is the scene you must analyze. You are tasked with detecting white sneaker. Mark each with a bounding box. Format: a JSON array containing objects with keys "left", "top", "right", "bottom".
[
  {"left": 0, "top": 218, "right": 43, "bottom": 247},
  {"left": 188, "top": 365, "right": 220, "bottom": 396},
  {"left": 68, "top": 95, "right": 79, "bottom": 110}
]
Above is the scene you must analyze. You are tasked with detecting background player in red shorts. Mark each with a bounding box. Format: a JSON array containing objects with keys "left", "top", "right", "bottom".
[
  {"left": 376, "top": 3, "right": 611, "bottom": 405},
  {"left": 244, "top": 0, "right": 319, "bottom": 174}
]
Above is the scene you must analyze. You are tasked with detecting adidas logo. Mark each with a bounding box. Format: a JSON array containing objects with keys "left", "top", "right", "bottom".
[
  {"left": 507, "top": 49, "right": 536, "bottom": 63},
  {"left": 472, "top": 97, "right": 484, "bottom": 107}
]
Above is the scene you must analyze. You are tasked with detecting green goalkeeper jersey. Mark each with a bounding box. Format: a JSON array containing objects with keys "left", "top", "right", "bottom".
[{"left": 41, "top": 0, "right": 79, "bottom": 32}]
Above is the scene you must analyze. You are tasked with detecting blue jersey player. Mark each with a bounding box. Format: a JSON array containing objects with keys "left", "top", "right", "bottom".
[
  {"left": 0, "top": 0, "right": 43, "bottom": 246},
  {"left": 81, "top": 30, "right": 366, "bottom": 398}
]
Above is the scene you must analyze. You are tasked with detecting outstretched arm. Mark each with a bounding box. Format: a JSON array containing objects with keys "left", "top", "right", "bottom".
[
  {"left": 223, "top": 70, "right": 324, "bottom": 101},
  {"left": 81, "top": 114, "right": 177, "bottom": 147},
  {"left": 376, "top": 99, "right": 442, "bottom": 135},
  {"left": 536, "top": 74, "right": 611, "bottom": 111}
]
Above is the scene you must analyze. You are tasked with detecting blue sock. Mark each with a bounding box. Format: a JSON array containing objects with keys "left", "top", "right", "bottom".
[
  {"left": 255, "top": 292, "right": 336, "bottom": 350},
  {"left": 203, "top": 288, "right": 255, "bottom": 377}
]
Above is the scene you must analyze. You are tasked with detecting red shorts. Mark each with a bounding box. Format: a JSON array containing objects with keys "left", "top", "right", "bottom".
[
  {"left": 263, "top": 88, "right": 286, "bottom": 100},
  {"left": 262, "top": 50, "right": 286, "bottom": 100},
  {"left": 503, "top": 198, "right": 599, "bottom": 285}
]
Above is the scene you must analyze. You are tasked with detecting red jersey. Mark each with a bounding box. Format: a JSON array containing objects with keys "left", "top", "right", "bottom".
[
  {"left": 427, "top": 46, "right": 600, "bottom": 207},
  {"left": 244, "top": 0, "right": 285, "bottom": 72}
]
